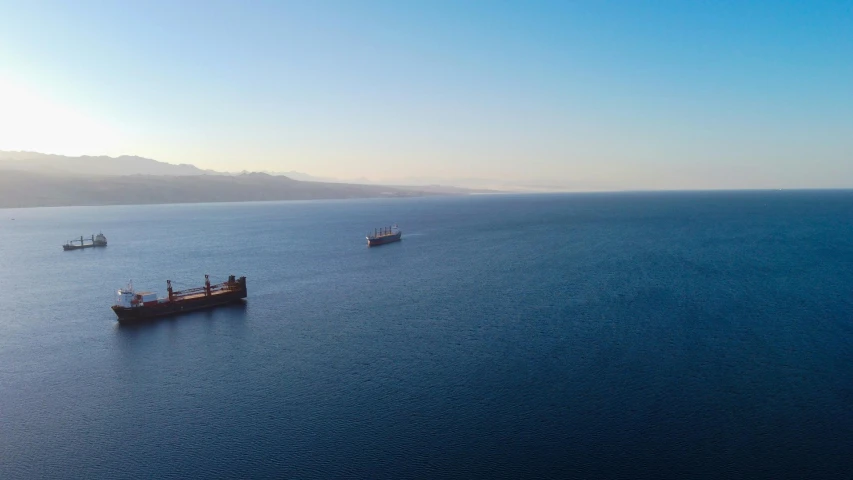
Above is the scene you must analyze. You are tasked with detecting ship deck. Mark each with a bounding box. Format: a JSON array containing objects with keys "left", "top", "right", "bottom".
[{"left": 172, "top": 289, "right": 242, "bottom": 302}]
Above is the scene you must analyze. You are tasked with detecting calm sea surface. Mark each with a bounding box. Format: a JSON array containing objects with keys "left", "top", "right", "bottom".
[{"left": 2, "top": 191, "right": 853, "bottom": 479}]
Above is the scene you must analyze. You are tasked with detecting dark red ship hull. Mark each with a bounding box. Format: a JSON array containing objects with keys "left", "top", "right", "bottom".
[
  {"left": 112, "top": 277, "right": 247, "bottom": 323},
  {"left": 63, "top": 243, "right": 106, "bottom": 251}
]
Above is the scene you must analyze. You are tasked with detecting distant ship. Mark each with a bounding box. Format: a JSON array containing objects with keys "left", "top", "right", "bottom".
[
  {"left": 367, "top": 224, "right": 402, "bottom": 246},
  {"left": 63, "top": 233, "right": 107, "bottom": 251},
  {"left": 112, "top": 274, "right": 247, "bottom": 323}
]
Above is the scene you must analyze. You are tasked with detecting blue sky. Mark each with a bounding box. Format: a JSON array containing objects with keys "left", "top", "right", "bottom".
[{"left": 0, "top": 0, "right": 851, "bottom": 189}]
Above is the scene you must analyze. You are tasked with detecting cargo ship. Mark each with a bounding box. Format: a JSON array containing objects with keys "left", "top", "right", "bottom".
[
  {"left": 112, "top": 274, "right": 247, "bottom": 323},
  {"left": 63, "top": 233, "right": 107, "bottom": 250},
  {"left": 367, "top": 224, "right": 402, "bottom": 246}
]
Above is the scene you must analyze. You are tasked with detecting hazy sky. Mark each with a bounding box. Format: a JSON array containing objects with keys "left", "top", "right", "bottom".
[{"left": 0, "top": 1, "right": 851, "bottom": 189}]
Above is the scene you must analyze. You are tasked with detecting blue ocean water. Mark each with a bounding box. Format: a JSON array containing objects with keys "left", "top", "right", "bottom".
[{"left": 2, "top": 191, "right": 853, "bottom": 479}]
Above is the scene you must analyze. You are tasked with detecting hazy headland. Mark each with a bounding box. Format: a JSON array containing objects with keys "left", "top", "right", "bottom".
[{"left": 0, "top": 151, "right": 495, "bottom": 208}]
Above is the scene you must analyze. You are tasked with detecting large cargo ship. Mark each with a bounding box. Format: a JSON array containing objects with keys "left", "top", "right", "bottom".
[
  {"left": 367, "top": 224, "right": 402, "bottom": 246},
  {"left": 63, "top": 233, "right": 107, "bottom": 250},
  {"left": 112, "top": 274, "right": 247, "bottom": 323}
]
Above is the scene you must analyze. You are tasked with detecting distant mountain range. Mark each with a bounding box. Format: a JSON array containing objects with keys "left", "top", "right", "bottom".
[
  {"left": 0, "top": 151, "right": 220, "bottom": 177},
  {"left": 0, "top": 151, "right": 497, "bottom": 208},
  {"left": 258, "top": 170, "right": 339, "bottom": 183},
  {"left": 0, "top": 151, "right": 570, "bottom": 193},
  {"left": 258, "top": 171, "right": 577, "bottom": 192}
]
